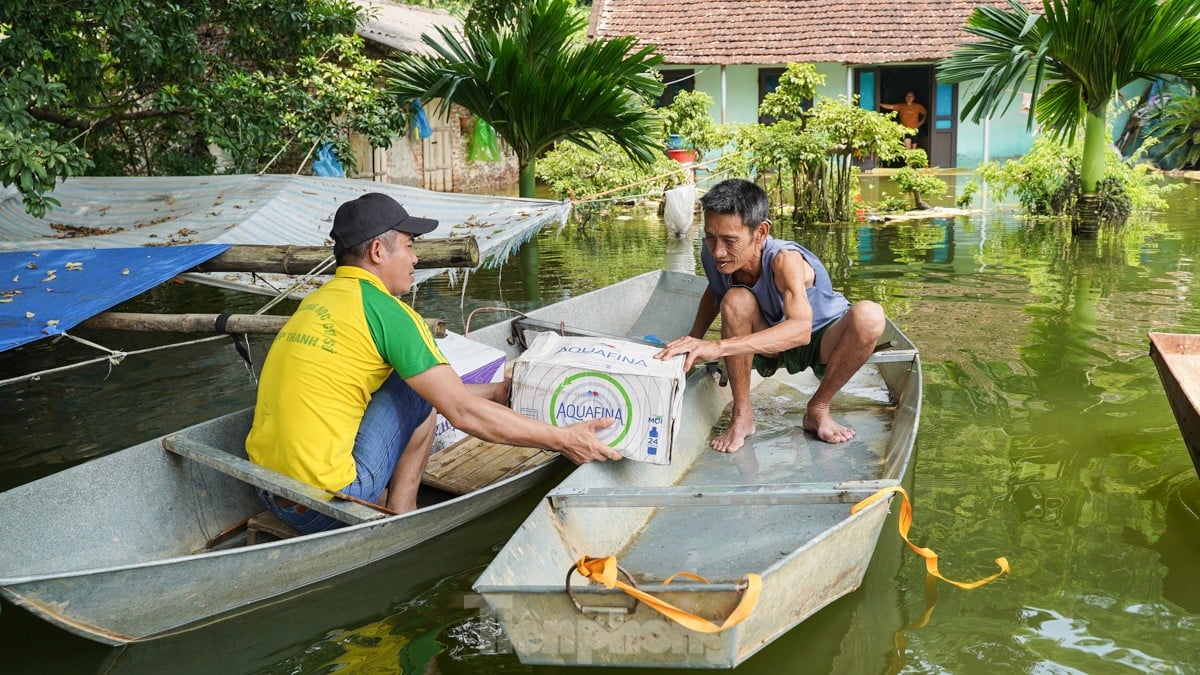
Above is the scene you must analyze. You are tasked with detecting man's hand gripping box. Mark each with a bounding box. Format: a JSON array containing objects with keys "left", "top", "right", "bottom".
[{"left": 511, "top": 333, "right": 686, "bottom": 464}]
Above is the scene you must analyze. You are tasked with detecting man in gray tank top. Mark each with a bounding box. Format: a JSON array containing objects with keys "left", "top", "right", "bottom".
[{"left": 655, "top": 179, "right": 886, "bottom": 450}]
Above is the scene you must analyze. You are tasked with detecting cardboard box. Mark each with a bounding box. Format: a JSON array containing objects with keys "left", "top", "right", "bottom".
[
  {"left": 432, "top": 331, "right": 506, "bottom": 454},
  {"left": 511, "top": 333, "right": 686, "bottom": 464}
]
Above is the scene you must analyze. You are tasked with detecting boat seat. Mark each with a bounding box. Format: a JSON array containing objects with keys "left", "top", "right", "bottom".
[
  {"left": 246, "top": 510, "right": 302, "bottom": 545},
  {"left": 162, "top": 435, "right": 386, "bottom": 526}
]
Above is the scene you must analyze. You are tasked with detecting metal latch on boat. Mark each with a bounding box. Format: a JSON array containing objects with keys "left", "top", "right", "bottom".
[
  {"left": 565, "top": 557, "right": 639, "bottom": 629},
  {"left": 567, "top": 556, "right": 762, "bottom": 634}
]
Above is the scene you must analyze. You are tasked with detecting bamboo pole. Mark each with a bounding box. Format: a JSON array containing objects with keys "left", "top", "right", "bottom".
[
  {"left": 79, "top": 312, "right": 448, "bottom": 338},
  {"left": 192, "top": 237, "right": 479, "bottom": 274},
  {"left": 327, "top": 489, "right": 401, "bottom": 516}
]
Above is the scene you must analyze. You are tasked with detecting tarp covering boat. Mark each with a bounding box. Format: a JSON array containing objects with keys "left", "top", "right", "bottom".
[
  {"left": 0, "top": 245, "right": 230, "bottom": 352},
  {"left": 0, "top": 175, "right": 570, "bottom": 351}
]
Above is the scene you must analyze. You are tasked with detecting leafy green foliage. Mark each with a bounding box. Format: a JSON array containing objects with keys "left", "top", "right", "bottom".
[
  {"left": 384, "top": 0, "right": 663, "bottom": 197},
  {"left": 893, "top": 150, "right": 948, "bottom": 210},
  {"left": 720, "top": 63, "right": 908, "bottom": 224},
  {"left": 938, "top": 0, "right": 1200, "bottom": 203},
  {"left": 661, "top": 90, "right": 724, "bottom": 156},
  {"left": 956, "top": 180, "right": 979, "bottom": 209},
  {"left": 974, "top": 135, "right": 1174, "bottom": 224},
  {"left": 1140, "top": 81, "right": 1200, "bottom": 170},
  {"left": 758, "top": 63, "right": 824, "bottom": 122},
  {"left": 875, "top": 196, "right": 912, "bottom": 213},
  {"left": 536, "top": 133, "right": 685, "bottom": 208},
  {"left": 0, "top": 0, "right": 405, "bottom": 216}
]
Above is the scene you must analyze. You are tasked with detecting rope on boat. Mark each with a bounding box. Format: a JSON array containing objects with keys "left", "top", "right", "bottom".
[
  {"left": 852, "top": 486, "right": 1010, "bottom": 589},
  {"left": 569, "top": 555, "right": 762, "bottom": 633},
  {"left": 0, "top": 333, "right": 232, "bottom": 387}
]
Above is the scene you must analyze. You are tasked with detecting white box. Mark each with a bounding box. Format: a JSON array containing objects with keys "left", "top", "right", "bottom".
[
  {"left": 433, "top": 331, "right": 506, "bottom": 453},
  {"left": 510, "top": 333, "right": 686, "bottom": 464}
]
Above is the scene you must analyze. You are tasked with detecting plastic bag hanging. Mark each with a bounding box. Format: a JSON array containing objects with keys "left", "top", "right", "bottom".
[
  {"left": 312, "top": 143, "right": 345, "bottom": 178},
  {"left": 468, "top": 118, "right": 501, "bottom": 162},
  {"left": 411, "top": 99, "right": 433, "bottom": 140}
]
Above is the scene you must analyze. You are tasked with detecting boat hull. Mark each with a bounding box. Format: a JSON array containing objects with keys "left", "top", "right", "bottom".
[
  {"left": 0, "top": 407, "right": 560, "bottom": 644},
  {"left": 1149, "top": 332, "right": 1200, "bottom": 478},
  {"left": 476, "top": 289, "right": 922, "bottom": 668},
  {"left": 0, "top": 270, "right": 708, "bottom": 644}
]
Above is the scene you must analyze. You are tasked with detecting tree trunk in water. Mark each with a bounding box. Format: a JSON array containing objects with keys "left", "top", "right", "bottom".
[
  {"left": 911, "top": 191, "right": 932, "bottom": 210},
  {"left": 1075, "top": 106, "right": 1108, "bottom": 233},
  {"left": 519, "top": 161, "right": 537, "bottom": 199},
  {"left": 1073, "top": 193, "right": 1102, "bottom": 236}
]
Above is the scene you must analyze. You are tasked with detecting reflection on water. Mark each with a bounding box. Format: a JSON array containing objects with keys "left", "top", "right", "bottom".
[{"left": 3, "top": 177, "right": 1200, "bottom": 673}]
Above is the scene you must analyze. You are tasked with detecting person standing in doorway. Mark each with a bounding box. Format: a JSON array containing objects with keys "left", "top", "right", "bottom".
[{"left": 881, "top": 91, "right": 927, "bottom": 150}]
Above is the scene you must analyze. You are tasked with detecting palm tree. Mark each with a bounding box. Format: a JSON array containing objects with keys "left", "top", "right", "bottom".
[
  {"left": 385, "top": 0, "right": 663, "bottom": 198},
  {"left": 938, "top": 0, "right": 1200, "bottom": 228}
]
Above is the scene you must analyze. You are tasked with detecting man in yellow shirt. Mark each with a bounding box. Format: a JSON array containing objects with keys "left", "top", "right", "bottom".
[
  {"left": 881, "top": 91, "right": 928, "bottom": 150},
  {"left": 247, "top": 193, "right": 620, "bottom": 533}
]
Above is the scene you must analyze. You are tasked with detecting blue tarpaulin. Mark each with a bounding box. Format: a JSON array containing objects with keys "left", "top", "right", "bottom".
[{"left": 0, "top": 245, "right": 230, "bottom": 352}]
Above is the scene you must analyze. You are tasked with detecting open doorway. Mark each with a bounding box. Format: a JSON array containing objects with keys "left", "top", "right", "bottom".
[
  {"left": 855, "top": 64, "right": 956, "bottom": 169},
  {"left": 878, "top": 66, "right": 931, "bottom": 165}
]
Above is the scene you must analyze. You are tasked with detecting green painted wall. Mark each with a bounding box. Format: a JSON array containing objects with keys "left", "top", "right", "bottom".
[{"left": 675, "top": 63, "right": 1150, "bottom": 169}]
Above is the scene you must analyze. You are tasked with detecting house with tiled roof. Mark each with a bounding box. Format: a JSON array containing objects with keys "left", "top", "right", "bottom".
[{"left": 588, "top": 0, "right": 1050, "bottom": 168}]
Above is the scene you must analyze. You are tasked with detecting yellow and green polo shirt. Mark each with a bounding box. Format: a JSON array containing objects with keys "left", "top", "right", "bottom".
[{"left": 246, "top": 266, "right": 447, "bottom": 490}]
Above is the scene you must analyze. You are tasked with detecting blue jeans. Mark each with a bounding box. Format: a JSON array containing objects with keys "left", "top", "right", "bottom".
[{"left": 259, "top": 374, "right": 433, "bottom": 534}]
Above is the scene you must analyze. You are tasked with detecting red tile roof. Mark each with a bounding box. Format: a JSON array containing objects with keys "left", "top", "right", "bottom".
[{"left": 588, "top": 0, "right": 1042, "bottom": 65}]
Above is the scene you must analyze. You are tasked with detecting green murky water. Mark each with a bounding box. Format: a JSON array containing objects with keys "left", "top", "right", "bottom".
[{"left": 2, "top": 175, "right": 1199, "bottom": 674}]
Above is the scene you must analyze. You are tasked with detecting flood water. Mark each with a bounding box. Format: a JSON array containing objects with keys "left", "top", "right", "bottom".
[{"left": 2, "top": 174, "right": 1200, "bottom": 674}]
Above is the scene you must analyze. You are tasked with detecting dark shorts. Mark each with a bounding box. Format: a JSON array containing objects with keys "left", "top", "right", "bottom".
[
  {"left": 259, "top": 373, "right": 433, "bottom": 534},
  {"left": 752, "top": 321, "right": 835, "bottom": 378}
]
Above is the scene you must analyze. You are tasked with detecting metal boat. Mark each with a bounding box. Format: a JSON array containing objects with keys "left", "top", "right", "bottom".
[{"left": 473, "top": 273, "right": 922, "bottom": 668}]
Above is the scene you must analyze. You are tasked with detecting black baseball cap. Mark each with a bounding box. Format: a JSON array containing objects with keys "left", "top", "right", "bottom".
[{"left": 330, "top": 192, "right": 438, "bottom": 256}]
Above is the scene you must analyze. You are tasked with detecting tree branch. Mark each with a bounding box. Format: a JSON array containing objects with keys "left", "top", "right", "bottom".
[{"left": 27, "top": 106, "right": 187, "bottom": 131}]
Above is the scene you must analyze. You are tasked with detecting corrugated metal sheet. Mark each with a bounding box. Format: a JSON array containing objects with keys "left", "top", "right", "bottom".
[
  {"left": 351, "top": 0, "right": 461, "bottom": 57},
  {"left": 0, "top": 175, "right": 570, "bottom": 283}
]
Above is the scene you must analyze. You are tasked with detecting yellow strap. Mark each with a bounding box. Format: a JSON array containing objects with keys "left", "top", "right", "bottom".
[
  {"left": 852, "top": 486, "right": 1010, "bottom": 589},
  {"left": 574, "top": 556, "right": 761, "bottom": 633}
]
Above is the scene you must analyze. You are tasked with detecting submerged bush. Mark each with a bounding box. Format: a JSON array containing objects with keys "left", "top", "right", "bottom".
[
  {"left": 971, "top": 135, "right": 1172, "bottom": 224},
  {"left": 536, "top": 133, "right": 686, "bottom": 218}
]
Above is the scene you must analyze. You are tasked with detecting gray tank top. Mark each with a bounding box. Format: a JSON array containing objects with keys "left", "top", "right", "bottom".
[{"left": 701, "top": 236, "right": 850, "bottom": 330}]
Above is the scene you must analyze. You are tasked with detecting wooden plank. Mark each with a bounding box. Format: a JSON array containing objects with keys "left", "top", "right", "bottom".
[
  {"left": 546, "top": 480, "right": 899, "bottom": 508},
  {"left": 422, "top": 436, "right": 556, "bottom": 495},
  {"left": 191, "top": 239, "right": 479, "bottom": 274},
  {"left": 1149, "top": 332, "right": 1200, "bottom": 476},
  {"left": 424, "top": 441, "right": 542, "bottom": 494},
  {"left": 81, "top": 313, "right": 447, "bottom": 338},
  {"left": 162, "top": 435, "right": 383, "bottom": 524}
]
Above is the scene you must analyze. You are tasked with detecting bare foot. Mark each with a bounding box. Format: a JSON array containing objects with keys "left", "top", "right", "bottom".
[
  {"left": 712, "top": 412, "right": 755, "bottom": 452},
  {"left": 803, "top": 406, "right": 855, "bottom": 444}
]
